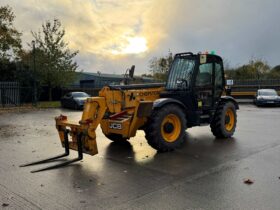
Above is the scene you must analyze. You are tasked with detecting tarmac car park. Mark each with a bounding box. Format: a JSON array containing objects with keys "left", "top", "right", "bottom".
[{"left": 0, "top": 103, "right": 280, "bottom": 209}]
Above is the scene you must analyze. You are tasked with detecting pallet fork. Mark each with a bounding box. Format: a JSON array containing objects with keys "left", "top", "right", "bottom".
[
  {"left": 20, "top": 129, "right": 83, "bottom": 173},
  {"left": 20, "top": 97, "right": 106, "bottom": 173}
]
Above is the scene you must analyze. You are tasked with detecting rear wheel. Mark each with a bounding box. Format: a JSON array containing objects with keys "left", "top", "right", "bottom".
[
  {"left": 145, "top": 104, "right": 186, "bottom": 152},
  {"left": 210, "top": 101, "right": 237, "bottom": 138},
  {"left": 105, "top": 134, "right": 128, "bottom": 142}
]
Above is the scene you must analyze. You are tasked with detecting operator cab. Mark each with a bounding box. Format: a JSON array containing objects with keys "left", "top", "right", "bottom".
[{"left": 161, "top": 52, "right": 226, "bottom": 126}]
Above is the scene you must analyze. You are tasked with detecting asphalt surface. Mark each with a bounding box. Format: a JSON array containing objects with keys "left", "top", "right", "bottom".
[{"left": 0, "top": 104, "right": 280, "bottom": 209}]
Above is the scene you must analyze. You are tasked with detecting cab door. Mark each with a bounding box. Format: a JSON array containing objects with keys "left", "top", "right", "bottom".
[
  {"left": 213, "top": 61, "right": 224, "bottom": 107},
  {"left": 194, "top": 62, "right": 214, "bottom": 111}
]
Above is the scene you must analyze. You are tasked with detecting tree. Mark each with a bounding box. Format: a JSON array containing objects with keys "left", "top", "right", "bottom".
[
  {"left": 269, "top": 65, "right": 280, "bottom": 79},
  {"left": 0, "top": 5, "right": 22, "bottom": 61},
  {"left": 226, "top": 59, "right": 270, "bottom": 80},
  {"left": 272, "top": 65, "right": 280, "bottom": 72},
  {"left": 0, "top": 60, "right": 17, "bottom": 80},
  {"left": 141, "top": 73, "right": 153, "bottom": 78},
  {"left": 249, "top": 59, "right": 270, "bottom": 79},
  {"left": 31, "top": 19, "right": 78, "bottom": 100},
  {"left": 149, "top": 51, "right": 173, "bottom": 81}
]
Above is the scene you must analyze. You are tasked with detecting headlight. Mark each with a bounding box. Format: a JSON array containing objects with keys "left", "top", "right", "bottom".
[{"left": 257, "top": 96, "right": 263, "bottom": 100}]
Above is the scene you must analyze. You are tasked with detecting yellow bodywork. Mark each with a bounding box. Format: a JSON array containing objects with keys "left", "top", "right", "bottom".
[{"left": 55, "top": 86, "right": 164, "bottom": 156}]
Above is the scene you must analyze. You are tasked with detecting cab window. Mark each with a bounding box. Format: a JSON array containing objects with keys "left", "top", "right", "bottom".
[
  {"left": 196, "top": 63, "right": 212, "bottom": 86},
  {"left": 215, "top": 63, "right": 223, "bottom": 87}
]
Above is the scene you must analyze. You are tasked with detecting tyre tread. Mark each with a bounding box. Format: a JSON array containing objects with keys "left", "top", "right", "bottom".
[
  {"left": 145, "top": 104, "right": 186, "bottom": 152},
  {"left": 210, "top": 101, "right": 237, "bottom": 138}
]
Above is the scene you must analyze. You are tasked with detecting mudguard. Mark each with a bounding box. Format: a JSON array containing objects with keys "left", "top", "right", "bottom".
[
  {"left": 153, "top": 98, "right": 187, "bottom": 111},
  {"left": 220, "top": 96, "right": 239, "bottom": 109}
]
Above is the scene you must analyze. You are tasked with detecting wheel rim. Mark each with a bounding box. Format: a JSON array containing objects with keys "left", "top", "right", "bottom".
[
  {"left": 161, "top": 114, "right": 181, "bottom": 142},
  {"left": 225, "top": 108, "right": 235, "bottom": 131}
]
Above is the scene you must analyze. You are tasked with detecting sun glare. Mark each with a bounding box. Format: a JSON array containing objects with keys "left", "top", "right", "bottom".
[{"left": 111, "top": 37, "right": 148, "bottom": 55}]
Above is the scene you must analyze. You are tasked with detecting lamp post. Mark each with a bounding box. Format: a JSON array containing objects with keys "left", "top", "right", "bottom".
[
  {"left": 32, "top": 40, "right": 37, "bottom": 105},
  {"left": 32, "top": 40, "right": 36, "bottom": 72},
  {"left": 97, "top": 71, "right": 101, "bottom": 88}
]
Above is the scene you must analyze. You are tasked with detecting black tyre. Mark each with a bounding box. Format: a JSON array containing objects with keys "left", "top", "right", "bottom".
[
  {"left": 105, "top": 134, "right": 128, "bottom": 142},
  {"left": 145, "top": 104, "right": 187, "bottom": 152},
  {"left": 74, "top": 103, "right": 81, "bottom": 110},
  {"left": 210, "top": 101, "right": 237, "bottom": 138}
]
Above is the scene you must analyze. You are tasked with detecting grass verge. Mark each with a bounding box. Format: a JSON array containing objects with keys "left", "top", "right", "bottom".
[{"left": 36, "top": 101, "right": 61, "bottom": 108}]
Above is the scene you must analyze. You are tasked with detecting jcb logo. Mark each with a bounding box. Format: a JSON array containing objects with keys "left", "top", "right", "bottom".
[{"left": 109, "top": 123, "right": 122, "bottom": 130}]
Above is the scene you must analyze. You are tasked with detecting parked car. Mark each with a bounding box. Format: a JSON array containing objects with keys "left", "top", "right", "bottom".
[
  {"left": 254, "top": 89, "right": 280, "bottom": 106},
  {"left": 61, "top": 92, "right": 90, "bottom": 110}
]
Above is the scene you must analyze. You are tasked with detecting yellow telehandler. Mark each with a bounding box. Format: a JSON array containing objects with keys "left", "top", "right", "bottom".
[{"left": 21, "top": 52, "right": 238, "bottom": 172}]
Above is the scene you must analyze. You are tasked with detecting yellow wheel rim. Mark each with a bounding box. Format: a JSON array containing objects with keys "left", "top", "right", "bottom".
[
  {"left": 225, "top": 108, "right": 235, "bottom": 131},
  {"left": 161, "top": 114, "right": 181, "bottom": 142}
]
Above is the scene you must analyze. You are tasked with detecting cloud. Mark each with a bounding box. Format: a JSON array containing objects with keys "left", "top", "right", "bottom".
[
  {"left": 149, "top": 0, "right": 280, "bottom": 67},
  {"left": 4, "top": 0, "right": 165, "bottom": 73},
  {"left": 2, "top": 0, "right": 280, "bottom": 74}
]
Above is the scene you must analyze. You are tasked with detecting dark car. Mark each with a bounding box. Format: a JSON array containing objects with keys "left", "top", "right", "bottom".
[
  {"left": 61, "top": 92, "right": 90, "bottom": 110},
  {"left": 254, "top": 89, "right": 280, "bottom": 106}
]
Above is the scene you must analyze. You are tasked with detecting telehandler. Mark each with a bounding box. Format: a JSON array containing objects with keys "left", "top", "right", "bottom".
[{"left": 21, "top": 52, "right": 238, "bottom": 172}]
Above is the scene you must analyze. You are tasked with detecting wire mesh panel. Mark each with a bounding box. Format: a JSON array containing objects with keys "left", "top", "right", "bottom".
[{"left": 0, "top": 82, "right": 20, "bottom": 107}]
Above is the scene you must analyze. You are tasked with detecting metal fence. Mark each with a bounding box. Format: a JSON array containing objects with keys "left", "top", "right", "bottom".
[
  {"left": 231, "top": 79, "right": 280, "bottom": 93},
  {"left": 1, "top": 79, "right": 280, "bottom": 107},
  {"left": 0, "top": 82, "right": 20, "bottom": 107},
  {"left": 0, "top": 82, "right": 36, "bottom": 107},
  {"left": 234, "top": 79, "right": 280, "bottom": 86}
]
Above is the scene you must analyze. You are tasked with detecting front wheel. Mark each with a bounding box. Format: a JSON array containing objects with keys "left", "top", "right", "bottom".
[
  {"left": 145, "top": 104, "right": 187, "bottom": 152},
  {"left": 210, "top": 101, "right": 237, "bottom": 138}
]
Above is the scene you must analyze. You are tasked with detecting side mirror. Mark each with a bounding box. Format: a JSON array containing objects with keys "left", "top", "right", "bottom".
[
  {"left": 176, "top": 79, "right": 188, "bottom": 89},
  {"left": 129, "top": 65, "right": 135, "bottom": 78},
  {"left": 176, "top": 79, "right": 183, "bottom": 85}
]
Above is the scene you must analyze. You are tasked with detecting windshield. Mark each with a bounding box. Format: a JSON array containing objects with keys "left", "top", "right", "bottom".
[
  {"left": 72, "top": 92, "right": 89, "bottom": 98},
  {"left": 258, "top": 90, "right": 278, "bottom": 96},
  {"left": 166, "top": 58, "right": 195, "bottom": 90}
]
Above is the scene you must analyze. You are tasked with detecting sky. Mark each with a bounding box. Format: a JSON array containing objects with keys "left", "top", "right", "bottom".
[{"left": 2, "top": 0, "right": 280, "bottom": 74}]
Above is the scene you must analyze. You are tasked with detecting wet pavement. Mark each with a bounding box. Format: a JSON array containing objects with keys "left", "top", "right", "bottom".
[{"left": 0, "top": 104, "right": 280, "bottom": 209}]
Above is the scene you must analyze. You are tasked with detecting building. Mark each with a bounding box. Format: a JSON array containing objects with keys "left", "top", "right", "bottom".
[{"left": 72, "top": 72, "right": 157, "bottom": 88}]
